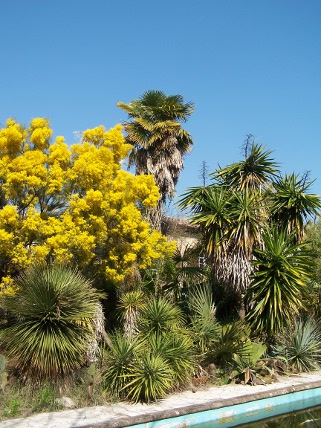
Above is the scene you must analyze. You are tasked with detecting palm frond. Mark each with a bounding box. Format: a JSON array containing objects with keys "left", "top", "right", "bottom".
[{"left": 212, "top": 142, "right": 279, "bottom": 191}]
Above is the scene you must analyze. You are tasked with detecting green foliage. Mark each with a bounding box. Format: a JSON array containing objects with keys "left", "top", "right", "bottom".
[
  {"left": 103, "top": 330, "right": 194, "bottom": 403},
  {"left": 103, "top": 331, "right": 136, "bottom": 398},
  {"left": 186, "top": 284, "right": 254, "bottom": 368},
  {"left": 179, "top": 185, "right": 232, "bottom": 258},
  {"left": 214, "top": 139, "right": 279, "bottom": 191},
  {"left": 138, "top": 295, "right": 184, "bottom": 337},
  {"left": 0, "top": 263, "right": 103, "bottom": 380},
  {"left": 246, "top": 228, "right": 314, "bottom": 336},
  {"left": 2, "top": 397, "right": 20, "bottom": 418},
  {"left": 277, "top": 318, "right": 321, "bottom": 372},
  {"left": 271, "top": 173, "right": 321, "bottom": 243},
  {"left": 104, "top": 296, "right": 194, "bottom": 403},
  {"left": 146, "top": 332, "right": 194, "bottom": 384},
  {"left": 232, "top": 342, "right": 267, "bottom": 370},
  {"left": 0, "top": 354, "right": 7, "bottom": 393},
  {"left": 230, "top": 342, "right": 267, "bottom": 385},
  {"left": 208, "top": 321, "right": 252, "bottom": 366},
  {"left": 125, "top": 353, "right": 174, "bottom": 403},
  {"left": 139, "top": 246, "right": 206, "bottom": 304},
  {"left": 32, "top": 385, "right": 56, "bottom": 412},
  {"left": 0, "top": 354, "right": 6, "bottom": 373},
  {"left": 187, "top": 284, "right": 219, "bottom": 354}
]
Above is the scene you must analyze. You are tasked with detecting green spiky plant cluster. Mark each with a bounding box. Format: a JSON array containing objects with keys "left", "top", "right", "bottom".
[
  {"left": 0, "top": 263, "right": 103, "bottom": 380},
  {"left": 246, "top": 228, "right": 314, "bottom": 336},
  {"left": 277, "top": 318, "right": 321, "bottom": 372},
  {"left": 187, "top": 284, "right": 253, "bottom": 369},
  {"left": 179, "top": 140, "right": 321, "bottom": 337},
  {"left": 103, "top": 295, "right": 195, "bottom": 403}
]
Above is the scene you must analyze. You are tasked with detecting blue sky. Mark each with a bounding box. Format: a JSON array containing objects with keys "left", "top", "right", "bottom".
[{"left": 1, "top": 0, "right": 321, "bottom": 215}]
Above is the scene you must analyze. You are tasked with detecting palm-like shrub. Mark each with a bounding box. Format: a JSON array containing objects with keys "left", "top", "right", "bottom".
[
  {"left": 103, "top": 331, "right": 136, "bottom": 398},
  {"left": 138, "top": 295, "right": 184, "bottom": 337},
  {"left": 104, "top": 295, "right": 195, "bottom": 402},
  {"left": 118, "top": 290, "right": 146, "bottom": 338},
  {"left": 146, "top": 332, "right": 195, "bottom": 384},
  {"left": 0, "top": 263, "right": 103, "bottom": 380},
  {"left": 187, "top": 284, "right": 219, "bottom": 354},
  {"left": 246, "top": 227, "right": 314, "bottom": 336},
  {"left": 277, "top": 318, "right": 321, "bottom": 372},
  {"left": 207, "top": 321, "right": 252, "bottom": 367},
  {"left": 126, "top": 353, "right": 174, "bottom": 403},
  {"left": 271, "top": 173, "right": 321, "bottom": 243},
  {"left": 104, "top": 333, "right": 177, "bottom": 403}
]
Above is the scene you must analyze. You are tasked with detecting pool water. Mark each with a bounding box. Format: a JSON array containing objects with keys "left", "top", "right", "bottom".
[
  {"left": 238, "top": 404, "right": 321, "bottom": 427},
  {"left": 193, "top": 404, "right": 321, "bottom": 427}
]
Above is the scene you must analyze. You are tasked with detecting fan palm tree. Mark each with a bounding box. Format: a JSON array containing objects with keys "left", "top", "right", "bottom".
[{"left": 118, "top": 90, "right": 194, "bottom": 229}]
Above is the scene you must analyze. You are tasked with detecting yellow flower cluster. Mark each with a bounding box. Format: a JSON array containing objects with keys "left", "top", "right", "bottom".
[
  {"left": 0, "top": 276, "right": 18, "bottom": 297},
  {"left": 29, "top": 118, "right": 52, "bottom": 150},
  {"left": 0, "top": 118, "right": 174, "bottom": 294},
  {"left": 0, "top": 119, "right": 26, "bottom": 156}
]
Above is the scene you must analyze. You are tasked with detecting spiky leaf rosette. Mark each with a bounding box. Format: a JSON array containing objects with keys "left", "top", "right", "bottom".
[{"left": 1, "top": 263, "right": 103, "bottom": 380}]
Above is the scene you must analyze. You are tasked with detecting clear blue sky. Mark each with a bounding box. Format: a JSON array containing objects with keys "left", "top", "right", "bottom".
[{"left": 1, "top": 0, "right": 321, "bottom": 215}]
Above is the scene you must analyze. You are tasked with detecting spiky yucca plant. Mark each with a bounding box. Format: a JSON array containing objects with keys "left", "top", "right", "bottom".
[
  {"left": 146, "top": 332, "right": 195, "bottom": 384},
  {"left": 125, "top": 353, "right": 174, "bottom": 403},
  {"left": 138, "top": 295, "right": 184, "bottom": 337},
  {"left": 103, "top": 331, "right": 136, "bottom": 398},
  {"left": 0, "top": 263, "right": 103, "bottom": 380},
  {"left": 247, "top": 228, "right": 314, "bottom": 336},
  {"left": 187, "top": 284, "right": 219, "bottom": 354},
  {"left": 277, "top": 318, "right": 321, "bottom": 372},
  {"left": 104, "top": 295, "right": 195, "bottom": 402},
  {"left": 118, "top": 290, "right": 146, "bottom": 338}
]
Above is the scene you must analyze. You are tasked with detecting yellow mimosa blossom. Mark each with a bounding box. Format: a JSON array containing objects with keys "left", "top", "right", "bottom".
[
  {"left": 48, "top": 136, "right": 71, "bottom": 166},
  {"left": 29, "top": 118, "right": 52, "bottom": 150},
  {"left": 0, "top": 118, "right": 174, "bottom": 294},
  {"left": 0, "top": 276, "right": 18, "bottom": 297}
]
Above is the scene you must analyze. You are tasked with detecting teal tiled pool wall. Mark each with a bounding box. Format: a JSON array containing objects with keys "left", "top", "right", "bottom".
[{"left": 128, "top": 386, "right": 321, "bottom": 428}]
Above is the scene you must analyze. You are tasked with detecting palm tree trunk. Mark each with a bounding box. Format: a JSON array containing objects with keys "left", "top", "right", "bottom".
[{"left": 144, "top": 200, "right": 163, "bottom": 231}]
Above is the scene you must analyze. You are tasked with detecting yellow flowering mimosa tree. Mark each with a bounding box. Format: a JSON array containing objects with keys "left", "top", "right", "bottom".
[{"left": 0, "top": 118, "right": 175, "bottom": 295}]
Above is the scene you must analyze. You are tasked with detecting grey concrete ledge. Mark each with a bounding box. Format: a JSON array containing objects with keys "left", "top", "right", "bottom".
[
  {"left": 1, "top": 372, "right": 321, "bottom": 428},
  {"left": 92, "top": 379, "right": 321, "bottom": 428}
]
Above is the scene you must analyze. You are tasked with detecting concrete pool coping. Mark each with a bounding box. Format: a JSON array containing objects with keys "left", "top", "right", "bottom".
[{"left": 1, "top": 371, "right": 321, "bottom": 427}]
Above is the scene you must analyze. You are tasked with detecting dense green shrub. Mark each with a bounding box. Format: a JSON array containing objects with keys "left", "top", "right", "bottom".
[{"left": 0, "top": 263, "right": 103, "bottom": 381}]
